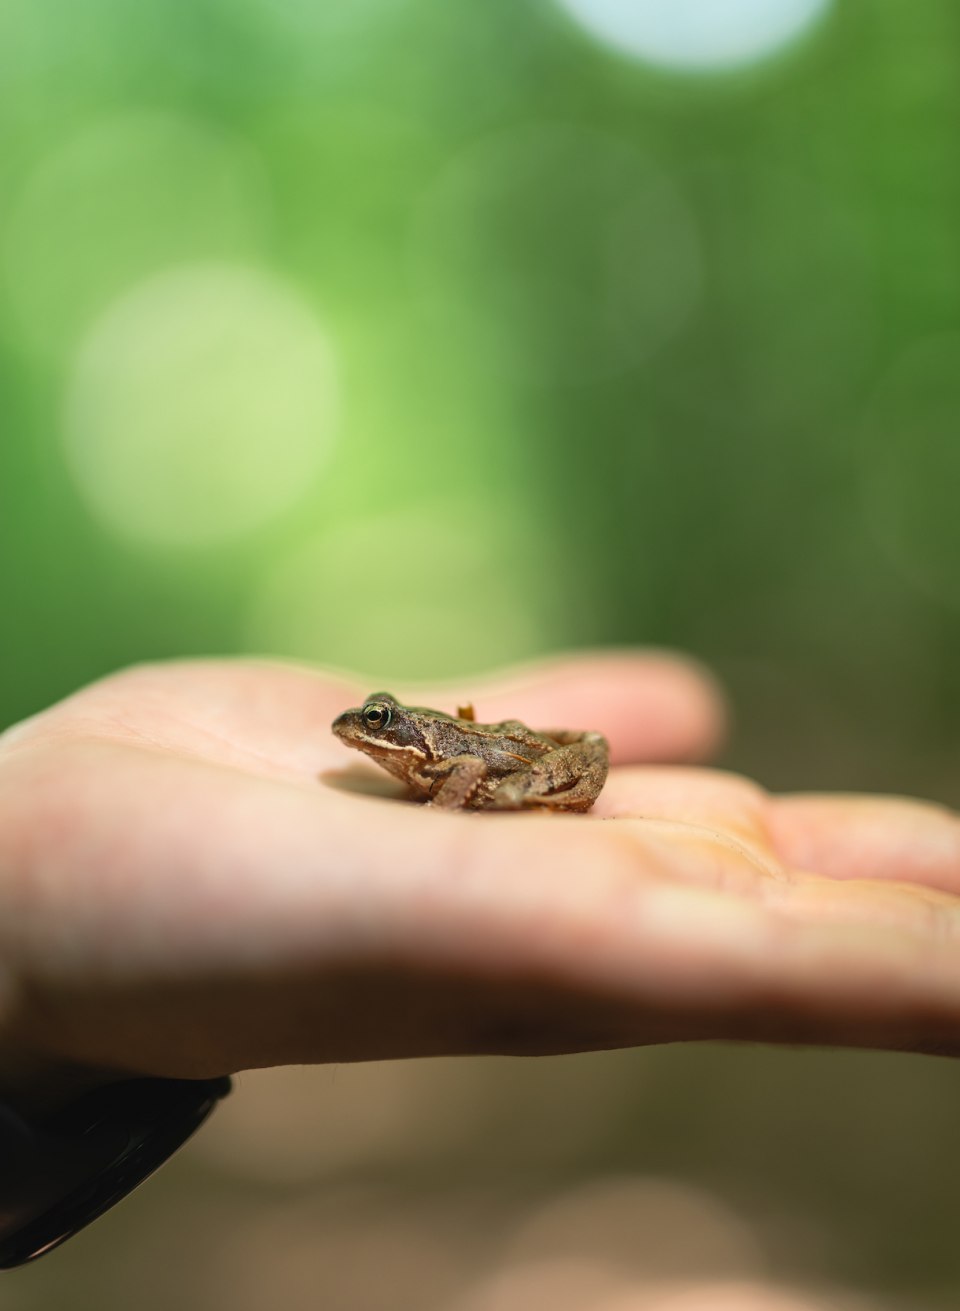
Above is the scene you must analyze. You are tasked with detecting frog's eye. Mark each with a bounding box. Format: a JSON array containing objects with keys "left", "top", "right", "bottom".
[{"left": 362, "top": 703, "right": 392, "bottom": 731}]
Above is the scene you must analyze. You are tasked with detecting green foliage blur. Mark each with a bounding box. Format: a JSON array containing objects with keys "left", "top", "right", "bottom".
[
  {"left": 2, "top": 1, "right": 960, "bottom": 1308},
  {"left": 1, "top": 0, "right": 957, "bottom": 803}
]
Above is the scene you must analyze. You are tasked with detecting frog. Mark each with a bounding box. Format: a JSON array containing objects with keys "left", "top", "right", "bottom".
[{"left": 331, "top": 692, "right": 609, "bottom": 812}]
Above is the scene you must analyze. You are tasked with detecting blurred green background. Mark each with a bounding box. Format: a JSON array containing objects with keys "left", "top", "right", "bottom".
[{"left": 2, "top": 0, "right": 959, "bottom": 1308}]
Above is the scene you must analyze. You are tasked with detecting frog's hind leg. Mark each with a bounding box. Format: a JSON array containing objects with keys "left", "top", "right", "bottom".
[{"left": 488, "top": 734, "right": 608, "bottom": 813}]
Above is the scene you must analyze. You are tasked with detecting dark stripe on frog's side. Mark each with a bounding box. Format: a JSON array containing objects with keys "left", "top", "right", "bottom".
[{"left": 408, "top": 707, "right": 553, "bottom": 760}]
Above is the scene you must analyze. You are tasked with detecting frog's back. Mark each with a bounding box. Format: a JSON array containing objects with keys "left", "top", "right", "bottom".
[{"left": 411, "top": 707, "right": 553, "bottom": 761}]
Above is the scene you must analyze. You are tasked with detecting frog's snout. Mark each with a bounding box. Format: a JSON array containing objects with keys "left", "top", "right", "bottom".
[{"left": 331, "top": 710, "right": 356, "bottom": 740}]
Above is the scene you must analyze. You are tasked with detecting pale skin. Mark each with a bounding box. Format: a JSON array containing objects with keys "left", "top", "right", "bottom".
[{"left": 0, "top": 650, "right": 958, "bottom": 1117}]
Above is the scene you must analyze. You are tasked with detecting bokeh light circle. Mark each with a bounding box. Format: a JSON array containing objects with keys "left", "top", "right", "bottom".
[
  {"left": 63, "top": 264, "right": 339, "bottom": 549},
  {"left": 2, "top": 112, "right": 270, "bottom": 359},
  {"left": 412, "top": 125, "right": 700, "bottom": 385},
  {"left": 554, "top": 0, "right": 833, "bottom": 71},
  {"left": 507, "top": 1177, "right": 762, "bottom": 1283},
  {"left": 598, "top": 1281, "right": 872, "bottom": 1310}
]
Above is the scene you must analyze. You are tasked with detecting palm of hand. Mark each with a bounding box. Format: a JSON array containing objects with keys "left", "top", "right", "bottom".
[{"left": 0, "top": 653, "right": 957, "bottom": 1092}]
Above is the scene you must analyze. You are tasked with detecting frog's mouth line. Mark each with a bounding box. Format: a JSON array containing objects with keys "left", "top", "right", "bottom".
[{"left": 347, "top": 737, "right": 422, "bottom": 763}]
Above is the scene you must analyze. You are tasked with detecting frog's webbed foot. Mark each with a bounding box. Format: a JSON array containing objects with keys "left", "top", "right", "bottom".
[
  {"left": 488, "top": 733, "right": 609, "bottom": 813},
  {"left": 427, "top": 755, "right": 488, "bottom": 809}
]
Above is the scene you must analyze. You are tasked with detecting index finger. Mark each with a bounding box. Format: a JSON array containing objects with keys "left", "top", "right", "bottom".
[{"left": 11, "top": 649, "right": 724, "bottom": 780}]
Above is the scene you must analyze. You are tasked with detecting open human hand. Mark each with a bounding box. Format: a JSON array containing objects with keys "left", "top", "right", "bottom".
[{"left": 0, "top": 651, "right": 958, "bottom": 1108}]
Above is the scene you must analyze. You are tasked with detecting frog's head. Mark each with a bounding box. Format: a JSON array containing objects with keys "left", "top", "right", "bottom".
[{"left": 332, "top": 692, "right": 429, "bottom": 761}]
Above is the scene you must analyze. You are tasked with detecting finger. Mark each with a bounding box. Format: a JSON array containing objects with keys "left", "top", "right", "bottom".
[
  {"left": 460, "top": 816, "right": 960, "bottom": 1055},
  {"left": 594, "top": 766, "right": 772, "bottom": 854},
  {"left": 602, "top": 774, "right": 960, "bottom": 900},
  {"left": 767, "top": 793, "right": 960, "bottom": 896},
  {"left": 406, "top": 649, "right": 727, "bottom": 765}
]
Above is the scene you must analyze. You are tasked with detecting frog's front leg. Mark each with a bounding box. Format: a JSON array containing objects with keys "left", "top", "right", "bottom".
[
  {"left": 426, "top": 755, "right": 489, "bottom": 809},
  {"left": 488, "top": 732, "right": 609, "bottom": 813}
]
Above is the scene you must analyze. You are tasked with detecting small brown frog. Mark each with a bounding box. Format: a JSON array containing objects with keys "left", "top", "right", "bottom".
[{"left": 332, "top": 693, "right": 609, "bottom": 812}]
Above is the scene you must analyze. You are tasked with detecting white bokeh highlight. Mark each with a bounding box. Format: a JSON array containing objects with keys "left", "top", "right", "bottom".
[
  {"left": 63, "top": 264, "right": 339, "bottom": 549},
  {"left": 554, "top": 0, "right": 833, "bottom": 71}
]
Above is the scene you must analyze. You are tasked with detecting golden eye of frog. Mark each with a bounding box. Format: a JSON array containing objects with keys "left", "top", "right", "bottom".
[{"left": 331, "top": 693, "right": 609, "bottom": 812}]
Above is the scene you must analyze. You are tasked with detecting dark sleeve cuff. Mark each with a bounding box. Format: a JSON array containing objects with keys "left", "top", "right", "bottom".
[{"left": 0, "top": 1075, "right": 232, "bottom": 1268}]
